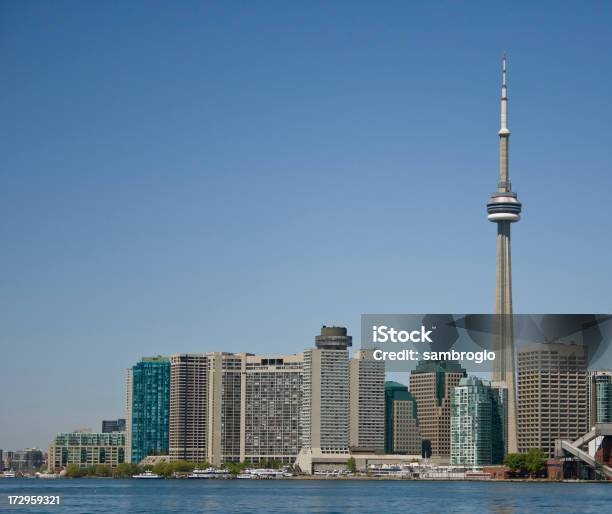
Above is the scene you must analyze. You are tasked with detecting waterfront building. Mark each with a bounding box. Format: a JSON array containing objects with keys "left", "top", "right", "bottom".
[
  {"left": 409, "top": 360, "right": 466, "bottom": 461},
  {"left": 486, "top": 56, "right": 522, "bottom": 453},
  {"left": 384, "top": 381, "right": 421, "bottom": 455},
  {"left": 517, "top": 343, "right": 589, "bottom": 457},
  {"left": 48, "top": 432, "right": 125, "bottom": 471},
  {"left": 102, "top": 418, "right": 126, "bottom": 433},
  {"left": 169, "top": 353, "right": 210, "bottom": 462},
  {"left": 241, "top": 353, "right": 303, "bottom": 464},
  {"left": 301, "top": 326, "right": 351, "bottom": 453},
  {"left": 349, "top": 349, "right": 385, "bottom": 452},
  {"left": 7, "top": 449, "right": 44, "bottom": 473},
  {"left": 450, "top": 377, "right": 505, "bottom": 466},
  {"left": 127, "top": 356, "right": 170, "bottom": 463},
  {"left": 589, "top": 370, "right": 612, "bottom": 425}
]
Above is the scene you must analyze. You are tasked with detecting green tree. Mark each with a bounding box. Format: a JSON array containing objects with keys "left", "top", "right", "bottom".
[
  {"left": 346, "top": 457, "right": 357, "bottom": 474},
  {"left": 113, "top": 462, "right": 140, "bottom": 478},
  {"left": 94, "top": 465, "right": 112, "bottom": 477},
  {"left": 65, "top": 464, "right": 85, "bottom": 478},
  {"left": 524, "top": 448, "right": 547, "bottom": 477},
  {"left": 152, "top": 462, "right": 172, "bottom": 477},
  {"left": 503, "top": 453, "right": 525, "bottom": 471},
  {"left": 171, "top": 460, "right": 195, "bottom": 473}
]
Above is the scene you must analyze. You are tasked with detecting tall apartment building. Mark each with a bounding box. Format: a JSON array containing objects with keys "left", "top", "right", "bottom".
[
  {"left": 450, "top": 377, "right": 505, "bottom": 466},
  {"left": 517, "top": 343, "right": 589, "bottom": 457},
  {"left": 589, "top": 370, "right": 612, "bottom": 425},
  {"left": 169, "top": 353, "right": 210, "bottom": 462},
  {"left": 409, "top": 360, "right": 466, "bottom": 461},
  {"left": 241, "top": 353, "right": 303, "bottom": 464},
  {"left": 126, "top": 356, "right": 170, "bottom": 463},
  {"left": 48, "top": 433, "right": 125, "bottom": 471},
  {"left": 349, "top": 349, "right": 385, "bottom": 452},
  {"left": 169, "top": 351, "right": 304, "bottom": 466},
  {"left": 301, "top": 326, "right": 351, "bottom": 453},
  {"left": 384, "top": 381, "right": 421, "bottom": 455}
]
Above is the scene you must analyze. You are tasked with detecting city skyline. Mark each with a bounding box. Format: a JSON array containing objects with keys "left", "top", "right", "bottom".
[{"left": 3, "top": 2, "right": 612, "bottom": 450}]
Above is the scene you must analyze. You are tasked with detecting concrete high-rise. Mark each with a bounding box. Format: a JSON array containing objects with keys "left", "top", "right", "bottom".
[
  {"left": 486, "top": 56, "right": 522, "bottom": 454},
  {"left": 126, "top": 356, "right": 170, "bottom": 463},
  {"left": 168, "top": 351, "right": 304, "bottom": 466},
  {"left": 241, "top": 353, "right": 303, "bottom": 464},
  {"left": 450, "top": 377, "right": 505, "bottom": 466},
  {"left": 301, "top": 326, "right": 351, "bottom": 452},
  {"left": 384, "top": 381, "right": 421, "bottom": 455},
  {"left": 409, "top": 360, "right": 466, "bottom": 461},
  {"left": 349, "top": 349, "right": 385, "bottom": 452},
  {"left": 517, "top": 343, "right": 589, "bottom": 457},
  {"left": 169, "top": 353, "right": 210, "bottom": 462}
]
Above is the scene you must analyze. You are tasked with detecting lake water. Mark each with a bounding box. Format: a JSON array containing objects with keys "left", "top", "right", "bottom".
[{"left": 0, "top": 479, "right": 610, "bottom": 513}]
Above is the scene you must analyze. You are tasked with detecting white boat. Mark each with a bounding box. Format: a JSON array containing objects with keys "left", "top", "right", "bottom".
[
  {"left": 36, "top": 472, "right": 59, "bottom": 479},
  {"left": 236, "top": 473, "right": 254, "bottom": 479},
  {"left": 132, "top": 470, "right": 163, "bottom": 479},
  {"left": 245, "top": 468, "right": 283, "bottom": 479},
  {"left": 2, "top": 471, "right": 17, "bottom": 478},
  {"left": 188, "top": 467, "right": 230, "bottom": 479}
]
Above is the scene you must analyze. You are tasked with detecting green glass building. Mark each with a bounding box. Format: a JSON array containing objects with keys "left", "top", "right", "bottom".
[
  {"left": 384, "top": 381, "right": 420, "bottom": 455},
  {"left": 128, "top": 356, "right": 170, "bottom": 463},
  {"left": 450, "top": 377, "right": 505, "bottom": 466}
]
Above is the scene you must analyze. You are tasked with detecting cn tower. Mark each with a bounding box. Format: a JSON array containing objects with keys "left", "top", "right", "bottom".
[{"left": 487, "top": 56, "right": 521, "bottom": 454}]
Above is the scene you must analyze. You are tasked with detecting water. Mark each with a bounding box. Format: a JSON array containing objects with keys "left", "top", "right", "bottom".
[{"left": 0, "top": 479, "right": 610, "bottom": 513}]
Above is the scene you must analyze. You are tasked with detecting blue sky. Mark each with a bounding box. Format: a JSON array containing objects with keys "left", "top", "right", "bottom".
[{"left": 1, "top": 1, "right": 611, "bottom": 449}]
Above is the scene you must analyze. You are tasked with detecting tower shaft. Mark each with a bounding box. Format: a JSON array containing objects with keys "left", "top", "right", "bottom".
[{"left": 487, "top": 55, "right": 521, "bottom": 454}]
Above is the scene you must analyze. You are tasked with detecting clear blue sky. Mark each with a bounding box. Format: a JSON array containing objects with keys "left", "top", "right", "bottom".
[{"left": 1, "top": 1, "right": 611, "bottom": 450}]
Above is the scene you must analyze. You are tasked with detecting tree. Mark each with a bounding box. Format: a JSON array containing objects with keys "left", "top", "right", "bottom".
[
  {"left": 114, "top": 463, "right": 140, "bottom": 478},
  {"left": 94, "top": 465, "right": 112, "bottom": 477},
  {"left": 65, "top": 464, "right": 85, "bottom": 478},
  {"left": 152, "top": 462, "right": 172, "bottom": 477},
  {"left": 346, "top": 457, "right": 357, "bottom": 474},
  {"left": 524, "top": 449, "right": 547, "bottom": 477},
  {"left": 504, "top": 453, "right": 526, "bottom": 471}
]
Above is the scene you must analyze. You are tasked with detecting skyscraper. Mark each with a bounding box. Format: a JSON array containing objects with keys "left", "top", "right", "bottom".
[
  {"left": 127, "top": 356, "right": 170, "bottom": 463},
  {"left": 517, "top": 343, "right": 588, "bottom": 457},
  {"left": 450, "top": 377, "right": 505, "bottom": 466},
  {"left": 241, "top": 353, "right": 303, "bottom": 464},
  {"left": 409, "top": 360, "right": 466, "bottom": 461},
  {"left": 349, "top": 349, "right": 385, "bottom": 452},
  {"left": 384, "top": 381, "right": 421, "bottom": 455},
  {"left": 486, "top": 56, "right": 522, "bottom": 454},
  {"left": 169, "top": 353, "right": 209, "bottom": 462},
  {"left": 589, "top": 370, "right": 612, "bottom": 425},
  {"left": 301, "top": 326, "right": 351, "bottom": 452}
]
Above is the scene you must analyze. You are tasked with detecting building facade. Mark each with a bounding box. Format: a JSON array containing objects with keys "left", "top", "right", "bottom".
[
  {"left": 169, "top": 353, "right": 209, "bottom": 463},
  {"left": 409, "top": 360, "right": 466, "bottom": 461},
  {"left": 127, "top": 356, "right": 170, "bottom": 463},
  {"left": 589, "top": 370, "right": 612, "bottom": 425},
  {"left": 102, "top": 419, "right": 126, "bottom": 433},
  {"left": 450, "top": 377, "right": 505, "bottom": 466},
  {"left": 384, "top": 381, "right": 421, "bottom": 455},
  {"left": 242, "top": 353, "right": 303, "bottom": 464},
  {"left": 349, "top": 349, "right": 385, "bottom": 452},
  {"left": 301, "top": 327, "right": 351, "bottom": 453},
  {"left": 517, "top": 343, "right": 589, "bottom": 457},
  {"left": 48, "top": 433, "right": 125, "bottom": 471}
]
